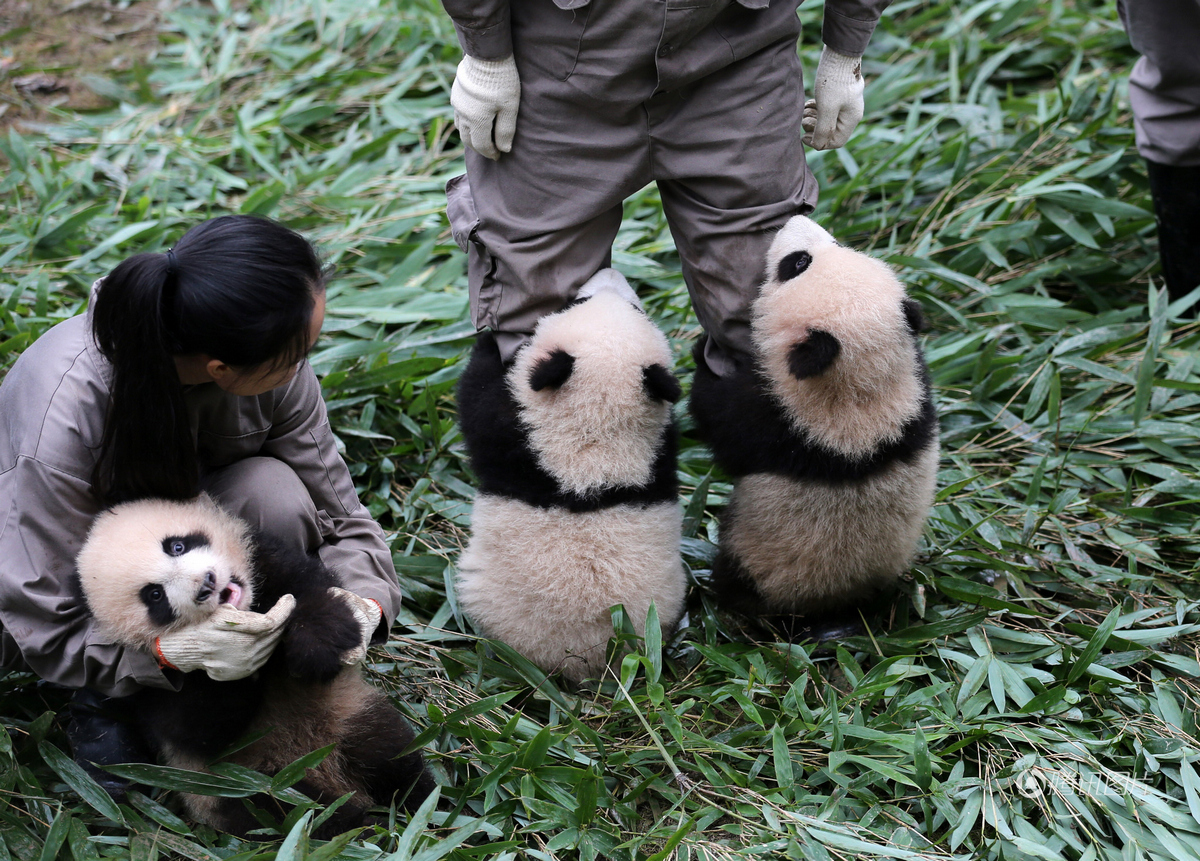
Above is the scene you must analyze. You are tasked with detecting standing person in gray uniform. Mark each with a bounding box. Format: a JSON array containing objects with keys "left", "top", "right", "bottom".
[
  {"left": 441, "top": 0, "right": 894, "bottom": 639},
  {"left": 443, "top": 0, "right": 890, "bottom": 373},
  {"left": 1119, "top": 0, "right": 1200, "bottom": 307},
  {"left": 0, "top": 215, "right": 400, "bottom": 798}
]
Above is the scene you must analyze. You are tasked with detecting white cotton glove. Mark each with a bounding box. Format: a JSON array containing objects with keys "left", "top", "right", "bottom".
[
  {"left": 155, "top": 594, "right": 296, "bottom": 681},
  {"left": 451, "top": 54, "right": 521, "bottom": 160},
  {"left": 329, "top": 587, "right": 384, "bottom": 665},
  {"left": 802, "top": 46, "right": 866, "bottom": 150}
]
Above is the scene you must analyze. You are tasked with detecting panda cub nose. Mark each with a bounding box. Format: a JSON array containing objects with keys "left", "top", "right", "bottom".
[{"left": 195, "top": 571, "right": 217, "bottom": 603}]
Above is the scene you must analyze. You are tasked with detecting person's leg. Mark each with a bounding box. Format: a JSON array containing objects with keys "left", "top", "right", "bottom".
[
  {"left": 200, "top": 456, "right": 322, "bottom": 553},
  {"left": 447, "top": 0, "right": 662, "bottom": 362},
  {"left": 652, "top": 26, "right": 817, "bottom": 377},
  {"left": 1119, "top": 0, "right": 1200, "bottom": 305}
]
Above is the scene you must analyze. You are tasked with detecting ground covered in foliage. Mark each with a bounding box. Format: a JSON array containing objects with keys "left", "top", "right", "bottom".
[{"left": 3, "top": 1, "right": 1200, "bottom": 859}]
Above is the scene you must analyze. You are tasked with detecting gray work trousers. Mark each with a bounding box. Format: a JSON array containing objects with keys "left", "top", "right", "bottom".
[
  {"left": 1119, "top": 0, "right": 1200, "bottom": 166},
  {"left": 200, "top": 457, "right": 324, "bottom": 554},
  {"left": 446, "top": 0, "right": 817, "bottom": 374}
]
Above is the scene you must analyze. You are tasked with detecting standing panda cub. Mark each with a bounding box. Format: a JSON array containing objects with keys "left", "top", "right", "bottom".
[
  {"left": 457, "top": 270, "right": 686, "bottom": 683},
  {"left": 75, "top": 495, "right": 435, "bottom": 838},
  {"left": 691, "top": 215, "right": 939, "bottom": 629}
]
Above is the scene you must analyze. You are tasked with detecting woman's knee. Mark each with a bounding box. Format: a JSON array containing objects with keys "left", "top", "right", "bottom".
[{"left": 200, "top": 457, "right": 322, "bottom": 552}]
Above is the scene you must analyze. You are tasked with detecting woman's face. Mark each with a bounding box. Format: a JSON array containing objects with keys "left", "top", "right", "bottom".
[{"left": 211, "top": 289, "right": 327, "bottom": 396}]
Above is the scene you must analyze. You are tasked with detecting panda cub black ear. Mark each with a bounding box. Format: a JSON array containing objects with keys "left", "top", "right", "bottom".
[
  {"left": 529, "top": 349, "right": 575, "bottom": 391},
  {"left": 777, "top": 250, "right": 813, "bottom": 282},
  {"left": 642, "top": 364, "right": 681, "bottom": 404},
  {"left": 788, "top": 330, "right": 840, "bottom": 380},
  {"left": 902, "top": 298, "right": 927, "bottom": 336}
]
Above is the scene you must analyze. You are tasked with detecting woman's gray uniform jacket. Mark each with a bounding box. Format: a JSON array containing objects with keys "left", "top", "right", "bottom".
[{"left": 0, "top": 301, "right": 402, "bottom": 698}]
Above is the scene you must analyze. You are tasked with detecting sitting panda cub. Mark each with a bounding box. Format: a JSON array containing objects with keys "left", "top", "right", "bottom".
[
  {"left": 75, "top": 495, "right": 435, "bottom": 838},
  {"left": 456, "top": 271, "right": 687, "bottom": 683},
  {"left": 691, "top": 215, "right": 939, "bottom": 633}
]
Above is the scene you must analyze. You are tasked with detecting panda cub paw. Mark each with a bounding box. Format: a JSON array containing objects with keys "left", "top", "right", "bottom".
[{"left": 281, "top": 594, "right": 362, "bottom": 682}]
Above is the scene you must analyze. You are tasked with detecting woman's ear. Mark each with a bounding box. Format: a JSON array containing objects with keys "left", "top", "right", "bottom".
[{"left": 205, "top": 357, "right": 234, "bottom": 382}]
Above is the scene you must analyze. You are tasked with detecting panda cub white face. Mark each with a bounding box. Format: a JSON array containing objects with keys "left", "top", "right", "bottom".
[
  {"left": 77, "top": 495, "right": 255, "bottom": 649},
  {"left": 753, "top": 215, "right": 925, "bottom": 459}
]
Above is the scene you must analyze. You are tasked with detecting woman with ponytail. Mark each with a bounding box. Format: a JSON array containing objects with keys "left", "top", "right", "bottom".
[{"left": 0, "top": 215, "right": 400, "bottom": 798}]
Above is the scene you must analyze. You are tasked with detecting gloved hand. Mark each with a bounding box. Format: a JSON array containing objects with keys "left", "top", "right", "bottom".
[
  {"left": 451, "top": 54, "right": 521, "bottom": 160},
  {"left": 802, "top": 46, "right": 866, "bottom": 150},
  {"left": 155, "top": 594, "right": 296, "bottom": 681},
  {"left": 328, "top": 587, "right": 383, "bottom": 665}
]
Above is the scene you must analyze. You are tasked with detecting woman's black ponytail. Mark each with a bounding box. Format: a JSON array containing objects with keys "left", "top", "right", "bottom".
[{"left": 90, "top": 215, "right": 324, "bottom": 504}]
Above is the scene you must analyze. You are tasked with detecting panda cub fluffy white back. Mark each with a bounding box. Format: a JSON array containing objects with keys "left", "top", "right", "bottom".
[
  {"left": 691, "top": 216, "right": 939, "bottom": 623},
  {"left": 75, "top": 495, "right": 435, "bottom": 838},
  {"left": 456, "top": 275, "right": 686, "bottom": 683}
]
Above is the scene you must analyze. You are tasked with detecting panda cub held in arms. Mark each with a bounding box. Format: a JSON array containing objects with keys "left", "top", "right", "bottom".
[
  {"left": 456, "top": 270, "right": 686, "bottom": 683},
  {"left": 691, "top": 215, "right": 939, "bottom": 631},
  {"left": 75, "top": 495, "right": 435, "bottom": 838}
]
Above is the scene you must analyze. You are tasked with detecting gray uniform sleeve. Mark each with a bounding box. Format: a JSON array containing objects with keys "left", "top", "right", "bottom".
[
  {"left": 440, "top": 0, "right": 512, "bottom": 59},
  {"left": 0, "top": 457, "right": 177, "bottom": 697},
  {"left": 260, "top": 365, "right": 402, "bottom": 631},
  {"left": 822, "top": 0, "right": 892, "bottom": 56}
]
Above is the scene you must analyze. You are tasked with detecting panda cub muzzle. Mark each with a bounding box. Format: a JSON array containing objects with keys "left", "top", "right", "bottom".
[{"left": 132, "top": 530, "right": 251, "bottom": 630}]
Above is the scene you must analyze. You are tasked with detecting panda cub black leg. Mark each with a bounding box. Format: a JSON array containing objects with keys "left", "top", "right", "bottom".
[{"left": 339, "top": 692, "right": 437, "bottom": 811}]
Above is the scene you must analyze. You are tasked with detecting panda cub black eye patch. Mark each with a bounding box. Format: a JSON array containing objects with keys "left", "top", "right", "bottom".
[
  {"left": 162, "top": 533, "right": 211, "bottom": 557},
  {"left": 778, "top": 251, "right": 813, "bottom": 281},
  {"left": 139, "top": 583, "right": 177, "bottom": 626}
]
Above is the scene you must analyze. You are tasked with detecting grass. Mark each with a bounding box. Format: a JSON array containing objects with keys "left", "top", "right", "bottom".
[{"left": 3, "top": 0, "right": 1200, "bottom": 858}]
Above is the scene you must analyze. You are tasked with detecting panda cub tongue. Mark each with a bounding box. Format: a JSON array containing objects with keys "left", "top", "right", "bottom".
[{"left": 219, "top": 581, "right": 244, "bottom": 607}]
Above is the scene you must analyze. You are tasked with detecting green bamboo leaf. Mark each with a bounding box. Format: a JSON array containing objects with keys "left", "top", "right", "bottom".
[
  {"left": 270, "top": 744, "right": 335, "bottom": 792},
  {"left": 35, "top": 205, "right": 109, "bottom": 249},
  {"left": 643, "top": 601, "right": 663, "bottom": 686},
  {"left": 408, "top": 816, "right": 486, "bottom": 861},
  {"left": 519, "top": 726, "right": 554, "bottom": 771},
  {"left": 1038, "top": 200, "right": 1100, "bottom": 249},
  {"left": 66, "top": 817, "right": 100, "bottom": 861},
  {"left": 37, "top": 811, "right": 70, "bottom": 861},
  {"left": 1133, "top": 282, "right": 1169, "bottom": 425},
  {"left": 275, "top": 810, "right": 313, "bottom": 861},
  {"left": 1065, "top": 606, "right": 1123, "bottom": 685},
  {"left": 382, "top": 786, "right": 441, "bottom": 861},
  {"left": 772, "top": 723, "right": 794, "bottom": 800},
  {"left": 134, "top": 832, "right": 222, "bottom": 861},
  {"left": 644, "top": 815, "right": 700, "bottom": 861},
  {"left": 912, "top": 725, "right": 932, "bottom": 792},
  {"left": 101, "top": 763, "right": 261, "bottom": 797},
  {"left": 37, "top": 742, "right": 124, "bottom": 823},
  {"left": 65, "top": 221, "right": 161, "bottom": 270}
]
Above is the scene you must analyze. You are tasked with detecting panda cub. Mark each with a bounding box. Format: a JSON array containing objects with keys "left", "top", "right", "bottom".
[
  {"left": 75, "top": 495, "right": 435, "bottom": 838},
  {"left": 456, "top": 271, "right": 686, "bottom": 683},
  {"left": 691, "top": 215, "right": 939, "bottom": 629}
]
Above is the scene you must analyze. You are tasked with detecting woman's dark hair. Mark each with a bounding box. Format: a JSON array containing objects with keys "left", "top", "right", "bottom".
[{"left": 91, "top": 214, "right": 324, "bottom": 504}]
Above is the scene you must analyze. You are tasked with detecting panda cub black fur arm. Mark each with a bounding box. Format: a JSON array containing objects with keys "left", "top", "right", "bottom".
[
  {"left": 248, "top": 532, "right": 363, "bottom": 683},
  {"left": 690, "top": 341, "right": 936, "bottom": 484}
]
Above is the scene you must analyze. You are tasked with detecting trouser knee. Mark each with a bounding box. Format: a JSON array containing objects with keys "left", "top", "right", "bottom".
[{"left": 200, "top": 457, "right": 322, "bottom": 552}]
